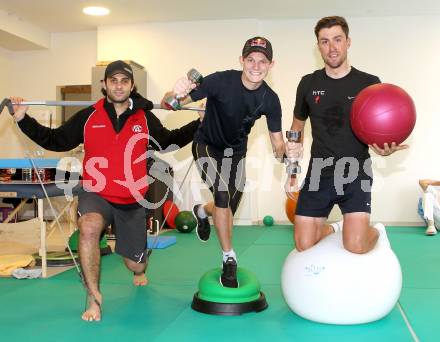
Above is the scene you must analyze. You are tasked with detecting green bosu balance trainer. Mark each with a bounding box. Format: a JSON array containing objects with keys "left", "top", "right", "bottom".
[
  {"left": 33, "top": 251, "right": 79, "bottom": 267},
  {"left": 68, "top": 229, "right": 112, "bottom": 256},
  {"left": 191, "top": 267, "right": 268, "bottom": 315}
]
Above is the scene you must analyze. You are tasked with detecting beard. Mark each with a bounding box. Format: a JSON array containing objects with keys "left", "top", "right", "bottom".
[
  {"left": 326, "top": 60, "right": 343, "bottom": 69},
  {"left": 107, "top": 92, "right": 130, "bottom": 104},
  {"left": 324, "top": 54, "right": 347, "bottom": 69}
]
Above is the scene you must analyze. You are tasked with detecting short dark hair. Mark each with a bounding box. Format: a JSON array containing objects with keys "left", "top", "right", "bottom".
[{"left": 314, "top": 16, "right": 349, "bottom": 40}]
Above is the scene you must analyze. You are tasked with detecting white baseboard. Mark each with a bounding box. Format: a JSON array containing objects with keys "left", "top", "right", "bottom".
[{"left": 248, "top": 220, "right": 425, "bottom": 227}]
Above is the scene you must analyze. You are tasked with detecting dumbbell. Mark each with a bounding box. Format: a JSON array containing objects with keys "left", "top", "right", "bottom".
[
  {"left": 285, "top": 130, "right": 301, "bottom": 175},
  {"left": 163, "top": 68, "right": 203, "bottom": 111}
]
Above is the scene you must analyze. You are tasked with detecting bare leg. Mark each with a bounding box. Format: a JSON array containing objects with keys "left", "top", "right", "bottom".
[
  {"left": 203, "top": 201, "right": 214, "bottom": 216},
  {"left": 212, "top": 206, "right": 233, "bottom": 252},
  {"left": 342, "top": 212, "right": 379, "bottom": 254},
  {"left": 294, "top": 215, "right": 330, "bottom": 251},
  {"left": 78, "top": 213, "right": 105, "bottom": 322},
  {"left": 123, "top": 258, "right": 148, "bottom": 286}
]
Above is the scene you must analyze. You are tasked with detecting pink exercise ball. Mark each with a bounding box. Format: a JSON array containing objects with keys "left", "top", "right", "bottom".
[{"left": 350, "top": 83, "right": 416, "bottom": 148}]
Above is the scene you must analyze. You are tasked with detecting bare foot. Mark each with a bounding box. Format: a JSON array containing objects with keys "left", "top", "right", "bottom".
[
  {"left": 82, "top": 293, "right": 102, "bottom": 322},
  {"left": 133, "top": 272, "right": 148, "bottom": 286}
]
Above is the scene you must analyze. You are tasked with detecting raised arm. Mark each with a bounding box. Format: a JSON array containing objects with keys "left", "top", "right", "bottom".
[{"left": 10, "top": 96, "right": 88, "bottom": 152}]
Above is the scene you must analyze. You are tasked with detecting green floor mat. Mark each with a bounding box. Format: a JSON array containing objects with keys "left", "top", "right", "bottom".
[
  {"left": 0, "top": 225, "right": 434, "bottom": 341},
  {"left": 238, "top": 244, "right": 293, "bottom": 285},
  {"left": 398, "top": 287, "right": 440, "bottom": 342},
  {"left": 0, "top": 280, "right": 195, "bottom": 342},
  {"left": 388, "top": 227, "right": 440, "bottom": 288},
  {"left": 155, "top": 286, "right": 413, "bottom": 342},
  {"left": 253, "top": 225, "right": 295, "bottom": 246}
]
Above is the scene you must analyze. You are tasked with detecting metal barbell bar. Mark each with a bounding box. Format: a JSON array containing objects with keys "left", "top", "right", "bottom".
[{"left": 0, "top": 98, "right": 205, "bottom": 115}]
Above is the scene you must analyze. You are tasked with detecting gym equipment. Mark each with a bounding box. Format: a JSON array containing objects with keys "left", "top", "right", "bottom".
[
  {"left": 0, "top": 98, "right": 204, "bottom": 115},
  {"left": 284, "top": 130, "right": 301, "bottom": 195},
  {"left": 162, "top": 200, "right": 179, "bottom": 228},
  {"left": 147, "top": 159, "right": 194, "bottom": 251},
  {"left": 68, "top": 229, "right": 107, "bottom": 250},
  {"left": 285, "top": 192, "right": 299, "bottom": 224},
  {"left": 350, "top": 83, "right": 416, "bottom": 148},
  {"left": 33, "top": 251, "right": 79, "bottom": 267},
  {"left": 0, "top": 160, "right": 81, "bottom": 277},
  {"left": 191, "top": 267, "right": 268, "bottom": 315},
  {"left": 145, "top": 156, "right": 173, "bottom": 233},
  {"left": 146, "top": 235, "right": 176, "bottom": 249},
  {"left": 281, "top": 231, "right": 402, "bottom": 324},
  {"left": 0, "top": 158, "right": 63, "bottom": 169},
  {"left": 67, "top": 230, "right": 112, "bottom": 256},
  {"left": 285, "top": 130, "right": 301, "bottom": 175},
  {"left": 174, "top": 210, "right": 197, "bottom": 233},
  {"left": 163, "top": 69, "right": 203, "bottom": 110},
  {"left": 262, "top": 215, "right": 274, "bottom": 226}
]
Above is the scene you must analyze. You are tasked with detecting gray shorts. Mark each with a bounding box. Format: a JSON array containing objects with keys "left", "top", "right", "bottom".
[{"left": 77, "top": 190, "right": 147, "bottom": 263}]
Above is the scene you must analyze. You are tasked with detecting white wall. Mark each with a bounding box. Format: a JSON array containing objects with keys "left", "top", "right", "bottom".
[
  {"left": 0, "top": 47, "right": 12, "bottom": 98},
  {"left": 0, "top": 47, "right": 14, "bottom": 157},
  {"left": 0, "top": 31, "right": 97, "bottom": 159},
  {"left": 9, "top": 30, "right": 97, "bottom": 99},
  {"left": 97, "top": 16, "right": 440, "bottom": 225}
]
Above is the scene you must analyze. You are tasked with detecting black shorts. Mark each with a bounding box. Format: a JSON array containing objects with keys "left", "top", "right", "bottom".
[
  {"left": 295, "top": 174, "right": 373, "bottom": 218},
  {"left": 192, "top": 142, "right": 246, "bottom": 215},
  {"left": 77, "top": 190, "right": 147, "bottom": 263}
]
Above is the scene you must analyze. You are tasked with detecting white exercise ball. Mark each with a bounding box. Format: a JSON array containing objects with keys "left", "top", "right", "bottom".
[{"left": 281, "top": 232, "right": 402, "bottom": 325}]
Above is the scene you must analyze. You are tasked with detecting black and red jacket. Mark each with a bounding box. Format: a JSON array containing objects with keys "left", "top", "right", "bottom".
[{"left": 18, "top": 96, "right": 199, "bottom": 205}]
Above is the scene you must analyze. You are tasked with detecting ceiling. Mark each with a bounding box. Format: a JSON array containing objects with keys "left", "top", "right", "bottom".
[{"left": 1, "top": 0, "right": 440, "bottom": 33}]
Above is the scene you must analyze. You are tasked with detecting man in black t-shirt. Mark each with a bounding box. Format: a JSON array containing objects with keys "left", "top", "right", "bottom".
[
  {"left": 163, "top": 37, "right": 285, "bottom": 288},
  {"left": 286, "top": 16, "right": 408, "bottom": 254}
]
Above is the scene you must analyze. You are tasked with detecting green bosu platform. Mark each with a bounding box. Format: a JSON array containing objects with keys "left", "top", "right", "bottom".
[{"left": 191, "top": 267, "right": 268, "bottom": 315}]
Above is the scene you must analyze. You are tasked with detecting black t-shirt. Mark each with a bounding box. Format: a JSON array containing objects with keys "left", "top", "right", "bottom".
[
  {"left": 294, "top": 67, "right": 380, "bottom": 176},
  {"left": 190, "top": 70, "right": 282, "bottom": 153}
]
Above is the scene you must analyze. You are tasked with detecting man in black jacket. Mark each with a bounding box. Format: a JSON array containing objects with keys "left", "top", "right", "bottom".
[{"left": 10, "top": 60, "right": 201, "bottom": 322}]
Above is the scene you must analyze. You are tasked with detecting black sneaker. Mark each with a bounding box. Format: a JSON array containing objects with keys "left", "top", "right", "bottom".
[
  {"left": 220, "top": 257, "right": 239, "bottom": 288},
  {"left": 192, "top": 204, "right": 211, "bottom": 242}
]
